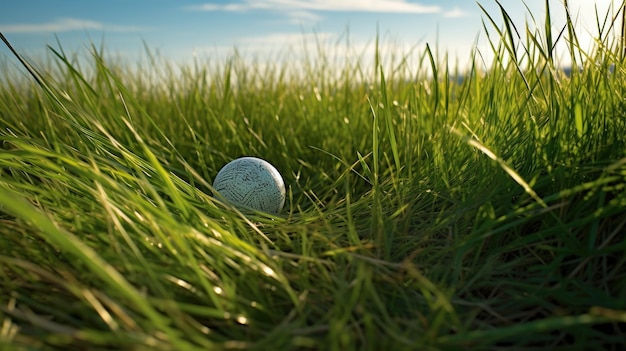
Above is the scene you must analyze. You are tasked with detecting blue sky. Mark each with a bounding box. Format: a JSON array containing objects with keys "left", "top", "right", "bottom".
[{"left": 0, "top": 1, "right": 622, "bottom": 69}]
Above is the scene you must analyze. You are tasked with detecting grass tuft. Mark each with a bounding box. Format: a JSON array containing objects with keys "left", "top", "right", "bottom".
[{"left": 1, "top": 2, "right": 626, "bottom": 350}]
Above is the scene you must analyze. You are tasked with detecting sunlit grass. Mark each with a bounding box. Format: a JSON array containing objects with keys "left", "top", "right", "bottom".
[{"left": 1, "top": 2, "right": 626, "bottom": 350}]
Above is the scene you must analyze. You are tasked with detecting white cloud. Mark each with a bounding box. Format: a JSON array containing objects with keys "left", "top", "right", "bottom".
[
  {"left": 286, "top": 10, "right": 323, "bottom": 23},
  {"left": 188, "top": 30, "right": 427, "bottom": 70},
  {"left": 203, "top": 32, "right": 336, "bottom": 55},
  {"left": 444, "top": 7, "right": 468, "bottom": 18},
  {"left": 238, "top": 31, "right": 335, "bottom": 46},
  {"left": 0, "top": 18, "right": 144, "bottom": 34},
  {"left": 186, "top": 0, "right": 441, "bottom": 14},
  {"left": 185, "top": 31, "right": 337, "bottom": 61}
]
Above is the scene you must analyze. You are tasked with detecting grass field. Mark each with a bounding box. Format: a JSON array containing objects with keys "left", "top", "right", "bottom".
[{"left": 1, "top": 2, "right": 626, "bottom": 350}]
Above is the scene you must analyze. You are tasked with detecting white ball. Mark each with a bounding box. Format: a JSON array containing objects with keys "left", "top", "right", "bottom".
[{"left": 213, "top": 157, "right": 286, "bottom": 214}]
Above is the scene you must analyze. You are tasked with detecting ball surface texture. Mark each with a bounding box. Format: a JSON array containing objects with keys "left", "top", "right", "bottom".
[{"left": 213, "top": 157, "right": 286, "bottom": 214}]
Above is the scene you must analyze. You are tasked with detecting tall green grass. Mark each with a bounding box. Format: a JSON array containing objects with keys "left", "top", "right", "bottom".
[{"left": 1, "top": 2, "right": 626, "bottom": 350}]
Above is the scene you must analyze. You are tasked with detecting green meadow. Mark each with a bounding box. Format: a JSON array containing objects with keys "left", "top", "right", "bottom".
[{"left": 1, "top": 3, "right": 625, "bottom": 350}]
